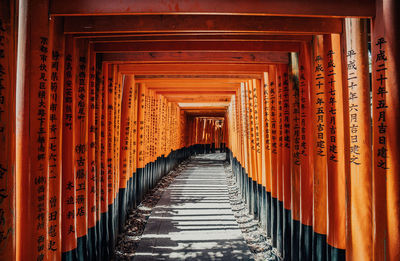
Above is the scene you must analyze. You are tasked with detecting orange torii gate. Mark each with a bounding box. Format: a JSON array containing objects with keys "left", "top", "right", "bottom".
[{"left": 0, "top": 0, "right": 399, "bottom": 260}]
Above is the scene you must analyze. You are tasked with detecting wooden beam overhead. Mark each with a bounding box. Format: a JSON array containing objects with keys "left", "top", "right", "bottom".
[
  {"left": 142, "top": 79, "right": 244, "bottom": 84},
  {"left": 144, "top": 82, "right": 240, "bottom": 88},
  {"left": 165, "top": 96, "right": 231, "bottom": 102},
  {"left": 157, "top": 91, "right": 236, "bottom": 95},
  {"left": 181, "top": 103, "right": 229, "bottom": 109},
  {"left": 184, "top": 109, "right": 226, "bottom": 113},
  {"left": 51, "top": 0, "right": 374, "bottom": 18},
  {"left": 118, "top": 63, "right": 270, "bottom": 74},
  {"left": 101, "top": 51, "right": 289, "bottom": 63},
  {"left": 87, "top": 34, "right": 312, "bottom": 42},
  {"left": 137, "top": 78, "right": 251, "bottom": 83},
  {"left": 136, "top": 75, "right": 262, "bottom": 80},
  {"left": 93, "top": 40, "right": 300, "bottom": 52},
  {"left": 145, "top": 82, "right": 240, "bottom": 91},
  {"left": 64, "top": 15, "right": 343, "bottom": 34},
  {"left": 151, "top": 87, "right": 238, "bottom": 92},
  {"left": 178, "top": 103, "right": 230, "bottom": 108}
]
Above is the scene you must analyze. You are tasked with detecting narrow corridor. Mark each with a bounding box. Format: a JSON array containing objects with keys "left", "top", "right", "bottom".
[
  {"left": 134, "top": 154, "right": 254, "bottom": 260},
  {"left": 2, "top": 1, "right": 400, "bottom": 260}
]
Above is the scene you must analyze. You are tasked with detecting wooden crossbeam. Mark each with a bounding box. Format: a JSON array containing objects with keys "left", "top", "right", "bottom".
[
  {"left": 145, "top": 82, "right": 240, "bottom": 87},
  {"left": 64, "top": 15, "right": 343, "bottom": 34},
  {"left": 101, "top": 52, "right": 289, "bottom": 63},
  {"left": 51, "top": 0, "right": 374, "bottom": 17},
  {"left": 93, "top": 40, "right": 300, "bottom": 52},
  {"left": 135, "top": 75, "right": 262, "bottom": 80},
  {"left": 118, "top": 64, "right": 270, "bottom": 74},
  {"left": 136, "top": 78, "right": 251, "bottom": 84},
  {"left": 87, "top": 34, "right": 312, "bottom": 42},
  {"left": 157, "top": 91, "right": 236, "bottom": 95},
  {"left": 165, "top": 96, "right": 232, "bottom": 102}
]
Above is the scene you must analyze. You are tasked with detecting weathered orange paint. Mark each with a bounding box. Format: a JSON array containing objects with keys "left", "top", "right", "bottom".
[
  {"left": 276, "top": 65, "right": 284, "bottom": 207},
  {"left": 269, "top": 65, "right": 278, "bottom": 200},
  {"left": 107, "top": 64, "right": 115, "bottom": 206},
  {"left": 75, "top": 38, "right": 89, "bottom": 240},
  {"left": 61, "top": 35, "right": 77, "bottom": 254},
  {"left": 137, "top": 83, "right": 146, "bottom": 169},
  {"left": 372, "top": 1, "right": 400, "bottom": 259},
  {"left": 0, "top": 1, "right": 16, "bottom": 259},
  {"left": 280, "top": 64, "right": 291, "bottom": 212},
  {"left": 299, "top": 42, "right": 313, "bottom": 228},
  {"left": 323, "top": 33, "right": 346, "bottom": 251},
  {"left": 311, "top": 35, "right": 327, "bottom": 237},
  {"left": 88, "top": 43, "right": 97, "bottom": 230},
  {"left": 100, "top": 62, "right": 109, "bottom": 214},
  {"left": 120, "top": 75, "right": 135, "bottom": 189},
  {"left": 263, "top": 71, "right": 272, "bottom": 192},
  {"left": 47, "top": 16, "right": 64, "bottom": 259},
  {"left": 17, "top": 1, "right": 52, "bottom": 259},
  {"left": 289, "top": 53, "right": 301, "bottom": 223}
]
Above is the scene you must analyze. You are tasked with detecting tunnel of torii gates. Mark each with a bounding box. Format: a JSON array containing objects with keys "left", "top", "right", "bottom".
[{"left": 0, "top": 0, "right": 399, "bottom": 260}]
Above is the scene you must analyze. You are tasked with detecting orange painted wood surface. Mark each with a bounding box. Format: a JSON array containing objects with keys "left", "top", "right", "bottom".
[
  {"left": 372, "top": 1, "right": 400, "bottom": 259},
  {"left": 61, "top": 35, "right": 78, "bottom": 254},
  {"left": 323, "top": 33, "right": 346, "bottom": 250},
  {"left": 311, "top": 35, "right": 327, "bottom": 237},
  {"left": 51, "top": 0, "right": 374, "bottom": 17},
  {"left": 299, "top": 42, "right": 313, "bottom": 228},
  {"left": 0, "top": 1, "right": 16, "bottom": 259},
  {"left": 289, "top": 53, "right": 301, "bottom": 223},
  {"left": 47, "top": 16, "right": 64, "bottom": 259}
]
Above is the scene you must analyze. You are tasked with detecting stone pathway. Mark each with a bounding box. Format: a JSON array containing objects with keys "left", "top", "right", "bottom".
[{"left": 134, "top": 153, "right": 254, "bottom": 260}]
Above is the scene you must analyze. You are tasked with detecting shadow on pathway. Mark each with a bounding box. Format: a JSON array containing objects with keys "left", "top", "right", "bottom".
[{"left": 133, "top": 153, "right": 254, "bottom": 260}]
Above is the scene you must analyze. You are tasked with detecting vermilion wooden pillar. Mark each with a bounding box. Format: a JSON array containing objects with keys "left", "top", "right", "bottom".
[
  {"left": 106, "top": 64, "right": 115, "bottom": 254},
  {"left": 129, "top": 81, "right": 138, "bottom": 209},
  {"left": 247, "top": 80, "right": 256, "bottom": 216},
  {"left": 289, "top": 52, "right": 301, "bottom": 261},
  {"left": 263, "top": 71, "right": 272, "bottom": 236},
  {"left": 372, "top": 0, "right": 400, "bottom": 260},
  {"left": 237, "top": 93, "right": 243, "bottom": 168},
  {"left": 245, "top": 82, "right": 252, "bottom": 186},
  {"left": 299, "top": 41, "right": 313, "bottom": 261},
  {"left": 115, "top": 69, "right": 123, "bottom": 200},
  {"left": 0, "top": 1, "right": 16, "bottom": 259},
  {"left": 87, "top": 42, "right": 97, "bottom": 259},
  {"left": 344, "top": 18, "right": 373, "bottom": 261},
  {"left": 311, "top": 35, "right": 328, "bottom": 261},
  {"left": 118, "top": 74, "right": 135, "bottom": 235},
  {"left": 268, "top": 65, "right": 278, "bottom": 248},
  {"left": 47, "top": 16, "right": 64, "bottom": 260},
  {"left": 323, "top": 33, "right": 346, "bottom": 260},
  {"left": 280, "top": 64, "right": 292, "bottom": 260},
  {"left": 276, "top": 64, "right": 284, "bottom": 255},
  {"left": 100, "top": 61, "right": 109, "bottom": 259},
  {"left": 144, "top": 87, "right": 150, "bottom": 167},
  {"left": 240, "top": 83, "right": 250, "bottom": 206},
  {"left": 61, "top": 35, "right": 77, "bottom": 261},
  {"left": 94, "top": 54, "right": 103, "bottom": 253},
  {"left": 136, "top": 82, "right": 146, "bottom": 204},
  {"left": 112, "top": 67, "right": 122, "bottom": 248},
  {"left": 254, "top": 79, "right": 263, "bottom": 220},
  {"left": 382, "top": 9, "right": 400, "bottom": 260},
  {"left": 16, "top": 0, "right": 52, "bottom": 259},
  {"left": 251, "top": 79, "right": 260, "bottom": 219},
  {"left": 75, "top": 38, "right": 89, "bottom": 259}
]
